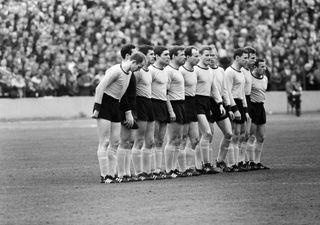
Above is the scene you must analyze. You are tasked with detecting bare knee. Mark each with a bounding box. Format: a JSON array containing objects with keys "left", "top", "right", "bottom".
[
  {"left": 202, "top": 131, "right": 212, "bottom": 140},
  {"left": 239, "top": 134, "right": 246, "bottom": 143},
  {"left": 256, "top": 135, "right": 264, "bottom": 143},
  {"left": 110, "top": 139, "right": 119, "bottom": 149},
  {"left": 224, "top": 132, "right": 232, "bottom": 140},
  {"left": 190, "top": 137, "right": 200, "bottom": 149},
  {"left": 248, "top": 135, "right": 256, "bottom": 143},
  {"left": 144, "top": 139, "right": 153, "bottom": 149},
  {"left": 134, "top": 138, "right": 144, "bottom": 149}
]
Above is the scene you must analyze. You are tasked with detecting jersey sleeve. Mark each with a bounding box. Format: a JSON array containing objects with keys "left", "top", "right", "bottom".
[
  {"left": 120, "top": 74, "right": 136, "bottom": 112},
  {"left": 224, "top": 69, "right": 236, "bottom": 106},
  {"left": 94, "top": 66, "right": 118, "bottom": 104}
]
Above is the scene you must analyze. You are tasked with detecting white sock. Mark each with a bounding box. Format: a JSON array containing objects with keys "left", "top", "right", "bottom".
[
  {"left": 154, "top": 147, "right": 163, "bottom": 172},
  {"left": 217, "top": 137, "right": 231, "bottom": 163},
  {"left": 150, "top": 148, "right": 156, "bottom": 172},
  {"left": 247, "top": 140, "right": 256, "bottom": 162},
  {"left": 255, "top": 142, "right": 264, "bottom": 163},
  {"left": 177, "top": 149, "right": 187, "bottom": 172},
  {"left": 116, "top": 148, "right": 126, "bottom": 178},
  {"left": 142, "top": 147, "right": 151, "bottom": 174},
  {"left": 200, "top": 136, "right": 210, "bottom": 164},
  {"left": 106, "top": 146, "right": 117, "bottom": 177},
  {"left": 195, "top": 144, "right": 202, "bottom": 169},
  {"left": 164, "top": 144, "right": 175, "bottom": 172},
  {"left": 239, "top": 141, "right": 247, "bottom": 162},
  {"left": 172, "top": 148, "right": 179, "bottom": 170},
  {"left": 226, "top": 145, "right": 235, "bottom": 167},
  {"left": 185, "top": 147, "right": 196, "bottom": 169},
  {"left": 131, "top": 148, "right": 142, "bottom": 175},
  {"left": 97, "top": 147, "right": 108, "bottom": 177}
]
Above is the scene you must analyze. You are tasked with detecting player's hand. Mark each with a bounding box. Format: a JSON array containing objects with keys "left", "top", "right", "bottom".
[
  {"left": 245, "top": 112, "right": 250, "bottom": 121},
  {"left": 234, "top": 110, "right": 241, "bottom": 121},
  {"left": 219, "top": 105, "right": 226, "bottom": 117},
  {"left": 228, "top": 111, "right": 235, "bottom": 120},
  {"left": 169, "top": 111, "right": 176, "bottom": 122},
  {"left": 91, "top": 110, "right": 99, "bottom": 119},
  {"left": 124, "top": 111, "right": 134, "bottom": 127}
]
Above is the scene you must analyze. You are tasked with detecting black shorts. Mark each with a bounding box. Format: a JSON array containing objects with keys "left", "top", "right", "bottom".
[
  {"left": 195, "top": 95, "right": 211, "bottom": 120},
  {"left": 152, "top": 98, "right": 169, "bottom": 123},
  {"left": 209, "top": 98, "right": 228, "bottom": 123},
  {"left": 246, "top": 95, "right": 252, "bottom": 117},
  {"left": 97, "top": 93, "right": 121, "bottom": 122},
  {"left": 169, "top": 100, "right": 185, "bottom": 124},
  {"left": 250, "top": 102, "right": 266, "bottom": 125},
  {"left": 184, "top": 96, "right": 198, "bottom": 123},
  {"left": 234, "top": 98, "right": 246, "bottom": 124},
  {"left": 136, "top": 96, "right": 154, "bottom": 122}
]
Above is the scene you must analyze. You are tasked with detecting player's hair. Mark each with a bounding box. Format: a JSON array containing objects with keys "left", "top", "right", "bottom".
[
  {"left": 169, "top": 46, "right": 185, "bottom": 59},
  {"left": 138, "top": 45, "right": 154, "bottom": 55},
  {"left": 120, "top": 44, "right": 136, "bottom": 59},
  {"left": 253, "top": 58, "right": 265, "bottom": 68},
  {"left": 184, "top": 46, "right": 197, "bottom": 57},
  {"left": 199, "top": 46, "right": 212, "bottom": 55},
  {"left": 244, "top": 46, "right": 256, "bottom": 55},
  {"left": 130, "top": 52, "right": 146, "bottom": 64},
  {"left": 154, "top": 46, "right": 168, "bottom": 57},
  {"left": 233, "top": 48, "right": 247, "bottom": 59}
]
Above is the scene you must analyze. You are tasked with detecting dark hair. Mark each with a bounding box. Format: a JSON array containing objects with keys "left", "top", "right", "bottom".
[
  {"left": 199, "top": 46, "right": 212, "bottom": 55},
  {"left": 130, "top": 52, "right": 146, "bottom": 64},
  {"left": 233, "top": 48, "right": 247, "bottom": 59},
  {"left": 253, "top": 58, "right": 265, "bottom": 68},
  {"left": 184, "top": 46, "right": 197, "bottom": 57},
  {"left": 244, "top": 46, "right": 256, "bottom": 55},
  {"left": 138, "top": 45, "right": 154, "bottom": 55},
  {"left": 169, "top": 46, "right": 184, "bottom": 59},
  {"left": 120, "top": 44, "right": 136, "bottom": 59},
  {"left": 154, "top": 46, "right": 168, "bottom": 57}
]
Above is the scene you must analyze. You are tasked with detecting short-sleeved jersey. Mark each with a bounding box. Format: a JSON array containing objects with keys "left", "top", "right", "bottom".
[
  {"left": 179, "top": 66, "right": 197, "bottom": 97},
  {"left": 135, "top": 68, "right": 152, "bottom": 98},
  {"left": 164, "top": 65, "right": 185, "bottom": 101},
  {"left": 250, "top": 74, "right": 268, "bottom": 103},
  {"left": 103, "top": 64, "right": 132, "bottom": 100},
  {"left": 225, "top": 66, "right": 247, "bottom": 106},
  {"left": 149, "top": 65, "right": 169, "bottom": 101},
  {"left": 241, "top": 67, "right": 252, "bottom": 96},
  {"left": 211, "top": 66, "right": 230, "bottom": 106}
]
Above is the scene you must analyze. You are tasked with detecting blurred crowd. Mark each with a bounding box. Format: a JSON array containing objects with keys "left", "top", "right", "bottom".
[{"left": 0, "top": 0, "right": 319, "bottom": 98}]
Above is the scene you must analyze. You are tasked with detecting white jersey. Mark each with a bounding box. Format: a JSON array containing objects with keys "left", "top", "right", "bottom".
[
  {"left": 179, "top": 66, "right": 197, "bottom": 97},
  {"left": 211, "top": 66, "right": 230, "bottom": 106},
  {"left": 165, "top": 65, "right": 185, "bottom": 101},
  {"left": 149, "top": 65, "right": 168, "bottom": 101},
  {"left": 103, "top": 64, "right": 132, "bottom": 100},
  {"left": 135, "top": 68, "right": 152, "bottom": 98},
  {"left": 251, "top": 73, "right": 268, "bottom": 103},
  {"left": 241, "top": 67, "right": 252, "bottom": 96},
  {"left": 225, "top": 66, "right": 247, "bottom": 107}
]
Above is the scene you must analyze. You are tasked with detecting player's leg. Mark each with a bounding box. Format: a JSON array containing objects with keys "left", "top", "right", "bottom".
[
  {"left": 238, "top": 123, "right": 248, "bottom": 170},
  {"left": 107, "top": 121, "right": 121, "bottom": 180},
  {"left": 96, "top": 119, "right": 111, "bottom": 182},
  {"left": 216, "top": 117, "right": 233, "bottom": 171},
  {"left": 131, "top": 120, "right": 147, "bottom": 177},
  {"left": 254, "top": 124, "right": 269, "bottom": 169},
  {"left": 118, "top": 126, "right": 134, "bottom": 180},
  {"left": 197, "top": 114, "right": 213, "bottom": 173},
  {"left": 243, "top": 118, "right": 252, "bottom": 162},
  {"left": 142, "top": 121, "right": 154, "bottom": 176},
  {"left": 184, "top": 122, "right": 200, "bottom": 175},
  {"left": 154, "top": 121, "right": 167, "bottom": 174}
]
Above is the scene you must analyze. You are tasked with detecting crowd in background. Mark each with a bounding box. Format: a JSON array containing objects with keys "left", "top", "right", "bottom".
[{"left": 0, "top": 0, "right": 319, "bottom": 98}]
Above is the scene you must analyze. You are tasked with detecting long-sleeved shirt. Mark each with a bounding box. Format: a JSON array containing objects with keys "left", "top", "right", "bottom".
[
  {"left": 241, "top": 67, "right": 252, "bottom": 96},
  {"left": 179, "top": 66, "right": 197, "bottom": 97},
  {"left": 95, "top": 64, "right": 131, "bottom": 104},
  {"left": 211, "top": 66, "right": 230, "bottom": 106},
  {"left": 194, "top": 65, "right": 222, "bottom": 103},
  {"left": 250, "top": 73, "right": 268, "bottom": 103},
  {"left": 135, "top": 68, "right": 152, "bottom": 98},
  {"left": 149, "top": 65, "right": 168, "bottom": 101},
  {"left": 165, "top": 65, "right": 185, "bottom": 101},
  {"left": 225, "top": 66, "right": 247, "bottom": 107}
]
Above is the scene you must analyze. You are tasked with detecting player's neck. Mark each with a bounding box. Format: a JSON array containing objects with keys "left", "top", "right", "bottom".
[
  {"left": 169, "top": 61, "right": 180, "bottom": 70},
  {"left": 231, "top": 62, "right": 241, "bottom": 71},
  {"left": 197, "top": 61, "right": 208, "bottom": 69},
  {"left": 183, "top": 62, "right": 194, "bottom": 71},
  {"left": 153, "top": 61, "right": 165, "bottom": 70}
]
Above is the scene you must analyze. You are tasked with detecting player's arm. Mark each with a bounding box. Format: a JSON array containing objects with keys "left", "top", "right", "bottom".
[
  {"left": 92, "top": 67, "right": 117, "bottom": 118},
  {"left": 211, "top": 74, "right": 225, "bottom": 116},
  {"left": 221, "top": 72, "right": 233, "bottom": 118},
  {"left": 166, "top": 71, "right": 176, "bottom": 122},
  {"left": 225, "top": 70, "right": 239, "bottom": 120},
  {"left": 120, "top": 75, "right": 136, "bottom": 127}
]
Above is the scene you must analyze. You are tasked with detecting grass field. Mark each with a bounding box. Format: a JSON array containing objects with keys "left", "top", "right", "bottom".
[{"left": 1, "top": 114, "right": 320, "bottom": 225}]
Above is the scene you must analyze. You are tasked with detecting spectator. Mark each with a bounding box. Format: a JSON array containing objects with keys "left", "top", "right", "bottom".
[{"left": 286, "top": 74, "right": 302, "bottom": 117}]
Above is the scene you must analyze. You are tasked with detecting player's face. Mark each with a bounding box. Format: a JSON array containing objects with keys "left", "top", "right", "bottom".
[
  {"left": 257, "top": 61, "right": 267, "bottom": 75},
  {"left": 131, "top": 61, "right": 144, "bottom": 72},
  {"left": 239, "top": 53, "right": 249, "bottom": 67},
  {"left": 189, "top": 49, "right": 200, "bottom": 66},
  {"left": 200, "top": 50, "right": 212, "bottom": 66},
  {"left": 146, "top": 50, "right": 155, "bottom": 65},
  {"left": 210, "top": 49, "right": 219, "bottom": 67},
  {"left": 175, "top": 50, "right": 186, "bottom": 66},
  {"left": 247, "top": 53, "right": 256, "bottom": 67},
  {"left": 159, "top": 50, "right": 170, "bottom": 65}
]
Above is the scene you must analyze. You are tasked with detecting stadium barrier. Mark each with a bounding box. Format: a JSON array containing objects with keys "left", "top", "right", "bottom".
[{"left": 0, "top": 91, "right": 319, "bottom": 120}]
